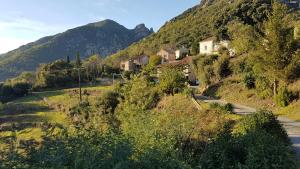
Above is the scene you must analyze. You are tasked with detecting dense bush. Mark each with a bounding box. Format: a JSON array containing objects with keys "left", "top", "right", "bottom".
[
  {"left": 214, "top": 55, "right": 231, "bottom": 80},
  {"left": 0, "top": 82, "right": 31, "bottom": 102},
  {"left": 198, "top": 111, "right": 296, "bottom": 169},
  {"left": 210, "top": 103, "right": 234, "bottom": 114},
  {"left": 275, "top": 86, "right": 293, "bottom": 107},
  {"left": 35, "top": 56, "right": 107, "bottom": 89},
  {"left": 158, "top": 67, "right": 186, "bottom": 95},
  {"left": 191, "top": 55, "right": 218, "bottom": 87},
  {"left": 234, "top": 111, "right": 290, "bottom": 144},
  {"left": 255, "top": 76, "right": 273, "bottom": 99},
  {"left": 96, "top": 91, "right": 120, "bottom": 115},
  {"left": 192, "top": 54, "right": 232, "bottom": 89},
  {"left": 35, "top": 60, "right": 78, "bottom": 88},
  {"left": 243, "top": 72, "right": 256, "bottom": 89},
  {"left": 198, "top": 129, "right": 296, "bottom": 169}
]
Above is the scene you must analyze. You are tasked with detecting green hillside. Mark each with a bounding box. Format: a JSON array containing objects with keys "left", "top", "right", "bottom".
[
  {"left": 106, "top": 0, "right": 274, "bottom": 65},
  {"left": 0, "top": 19, "right": 153, "bottom": 81}
]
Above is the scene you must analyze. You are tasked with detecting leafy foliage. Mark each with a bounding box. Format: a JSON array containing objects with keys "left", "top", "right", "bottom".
[
  {"left": 158, "top": 67, "right": 186, "bottom": 95},
  {"left": 275, "top": 86, "right": 293, "bottom": 107},
  {"left": 243, "top": 72, "right": 256, "bottom": 89},
  {"left": 250, "top": 2, "right": 300, "bottom": 94},
  {"left": 198, "top": 110, "right": 295, "bottom": 169}
]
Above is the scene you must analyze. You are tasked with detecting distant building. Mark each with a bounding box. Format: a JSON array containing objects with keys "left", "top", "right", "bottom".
[
  {"left": 175, "top": 47, "right": 189, "bottom": 60},
  {"left": 157, "top": 48, "right": 176, "bottom": 63},
  {"left": 120, "top": 55, "right": 149, "bottom": 71},
  {"left": 199, "top": 37, "right": 234, "bottom": 56},
  {"left": 120, "top": 60, "right": 134, "bottom": 72}
]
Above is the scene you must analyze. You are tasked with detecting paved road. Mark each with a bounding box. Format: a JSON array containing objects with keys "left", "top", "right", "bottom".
[{"left": 195, "top": 95, "right": 300, "bottom": 157}]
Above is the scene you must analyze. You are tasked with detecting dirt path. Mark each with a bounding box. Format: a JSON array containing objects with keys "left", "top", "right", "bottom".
[{"left": 195, "top": 95, "right": 300, "bottom": 157}]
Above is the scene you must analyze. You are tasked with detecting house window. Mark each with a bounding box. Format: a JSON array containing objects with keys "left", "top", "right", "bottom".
[{"left": 204, "top": 46, "right": 207, "bottom": 50}]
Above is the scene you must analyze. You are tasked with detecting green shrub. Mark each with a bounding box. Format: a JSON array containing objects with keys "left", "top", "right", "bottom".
[
  {"left": 275, "top": 86, "right": 293, "bottom": 107},
  {"left": 158, "top": 68, "right": 186, "bottom": 95},
  {"left": 122, "top": 71, "right": 134, "bottom": 80},
  {"left": 96, "top": 91, "right": 119, "bottom": 115},
  {"left": 182, "top": 87, "right": 193, "bottom": 97},
  {"left": 214, "top": 56, "right": 231, "bottom": 80},
  {"left": 243, "top": 72, "right": 256, "bottom": 89},
  {"left": 210, "top": 103, "right": 234, "bottom": 114},
  {"left": 199, "top": 112, "right": 296, "bottom": 169},
  {"left": 234, "top": 110, "right": 289, "bottom": 144},
  {"left": 242, "top": 131, "right": 296, "bottom": 169},
  {"left": 255, "top": 76, "right": 272, "bottom": 99}
]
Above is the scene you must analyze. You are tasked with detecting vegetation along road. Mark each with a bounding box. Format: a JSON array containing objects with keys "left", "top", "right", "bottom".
[{"left": 195, "top": 95, "right": 300, "bottom": 157}]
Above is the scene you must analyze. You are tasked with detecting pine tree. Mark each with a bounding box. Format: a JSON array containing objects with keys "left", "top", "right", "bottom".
[
  {"left": 253, "top": 2, "right": 296, "bottom": 95},
  {"left": 76, "top": 52, "right": 81, "bottom": 68}
]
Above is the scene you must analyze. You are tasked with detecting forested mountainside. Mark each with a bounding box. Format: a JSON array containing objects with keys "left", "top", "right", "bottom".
[
  {"left": 106, "top": 0, "right": 297, "bottom": 66},
  {"left": 0, "top": 19, "right": 153, "bottom": 81}
]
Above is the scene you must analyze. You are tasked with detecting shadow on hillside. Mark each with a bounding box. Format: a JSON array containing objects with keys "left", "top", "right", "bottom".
[
  {"left": 289, "top": 136, "right": 300, "bottom": 157},
  {"left": 0, "top": 101, "right": 55, "bottom": 133},
  {"left": 1, "top": 103, "right": 50, "bottom": 116},
  {"left": 202, "top": 82, "right": 223, "bottom": 99}
]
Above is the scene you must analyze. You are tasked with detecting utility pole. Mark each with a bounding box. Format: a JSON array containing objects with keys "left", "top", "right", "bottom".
[
  {"left": 76, "top": 52, "right": 82, "bottom": 103},
  {"left": 78, "top": 67, "right": 82, "bottom": 103}
]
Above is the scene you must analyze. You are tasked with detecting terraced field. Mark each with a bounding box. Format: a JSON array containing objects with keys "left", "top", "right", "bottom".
[{"left": 0, "top": 85, "right": 113, "bottom": 150}]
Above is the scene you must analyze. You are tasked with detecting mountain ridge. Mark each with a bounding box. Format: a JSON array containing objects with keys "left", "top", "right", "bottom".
[{"left": 0, "top": 19, "right": 153, "bottom": 81}]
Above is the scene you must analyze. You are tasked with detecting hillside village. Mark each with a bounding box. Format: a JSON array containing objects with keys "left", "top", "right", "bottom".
[
  {"left": 2, "top": 0, "right": 300, "bottom": 169},
  {"left": 119, "top": 36, "right": 234, "bottom": 84}
]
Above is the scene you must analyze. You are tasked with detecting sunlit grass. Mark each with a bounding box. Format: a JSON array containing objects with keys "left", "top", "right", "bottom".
[
  {"left": 0, "top": 84, "right": 113, "bottom": 149},
  {"left": 275, "top": 101, "right": 300, "bottom": 122}
]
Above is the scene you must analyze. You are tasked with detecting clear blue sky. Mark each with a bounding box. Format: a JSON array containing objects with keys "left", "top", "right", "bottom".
[{"left": 0, "top": 0, "right": 199, "bottom": 54}]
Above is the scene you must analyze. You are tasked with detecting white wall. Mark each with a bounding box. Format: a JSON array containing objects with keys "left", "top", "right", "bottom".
[{"left": 199, "top": 40, "right": 215, "bottom": 55}]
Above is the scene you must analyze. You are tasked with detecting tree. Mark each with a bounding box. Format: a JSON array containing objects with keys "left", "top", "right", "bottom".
[
  {"left": 227, "top": 21, "right": 257, "bottom": 55},
  {"left": 76, "top": 52, "right": 82, "bottom": 102},
  {"left": 96, "top": 91, "right": 119, "bottom": 114},
  {"left": 144, "top": 55, "right": 161, "bottom": 72},
  {"left": 83, "top": 54, "right": 103, "bottom": 82},
  {"left": 158, "top": 67, "right": 186, "bottom": 95},
  {"left": 191, "top": 41, "right": 199, "bottom": 55},
  {"left": 251, "top": 2, "right": 297, "bottom": 95},
  {"left": 35, "top": 60, "right": 76, "bottom": 88},
  {"left": 76, "top": 52, "right": 82, "bottom": 68}
]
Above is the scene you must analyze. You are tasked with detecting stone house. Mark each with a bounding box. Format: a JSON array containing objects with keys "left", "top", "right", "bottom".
[
  {"left": 120, "top": 55, "right": 149, "bottom": 71},
  {"left": 157, "top": 48, "right": 176, "bottom": 63}
]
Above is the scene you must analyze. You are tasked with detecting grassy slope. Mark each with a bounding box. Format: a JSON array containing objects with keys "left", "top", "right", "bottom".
[
  {"left": 0, "top": 85, "right": 113, "bottom": 150},
  {"left": 205, "top": 75, "right": 300, "bottom": 121}
]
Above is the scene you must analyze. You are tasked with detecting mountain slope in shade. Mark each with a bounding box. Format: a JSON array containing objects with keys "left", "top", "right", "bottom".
[{"left": 0, "top": 19, "right": 153, "bottom": 81}]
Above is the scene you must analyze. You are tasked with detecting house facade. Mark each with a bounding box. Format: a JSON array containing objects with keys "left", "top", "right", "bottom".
[
  {"left": 199, "top": 37, "right": 234, "bottom": 56},
  {"left": 120, "top": 55, "right": 149, "bottom": 71},
  {"left": 157, "top": 48, "right": 176, "bottom": 63}
]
